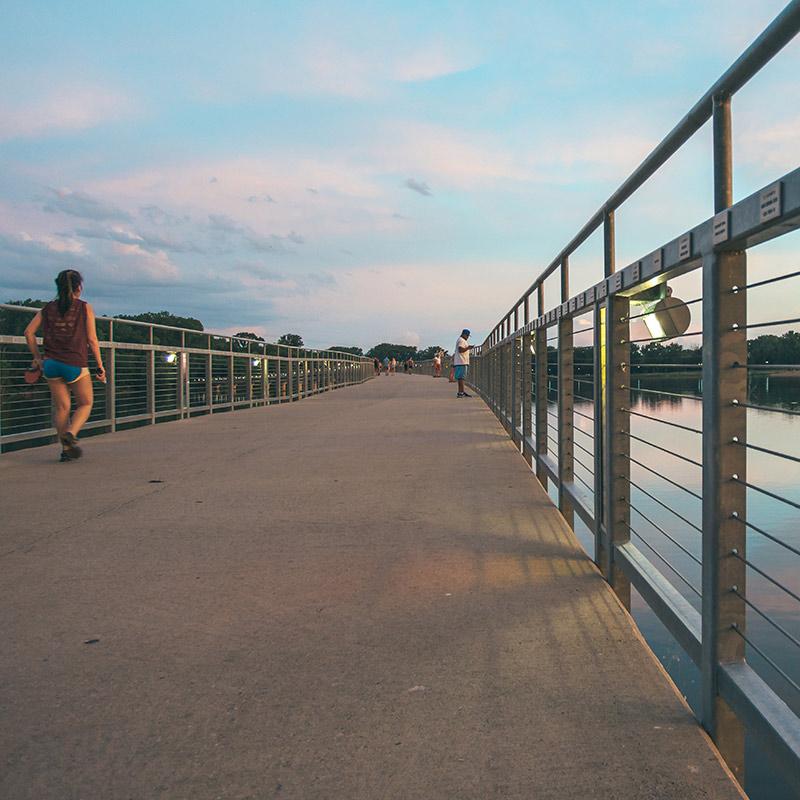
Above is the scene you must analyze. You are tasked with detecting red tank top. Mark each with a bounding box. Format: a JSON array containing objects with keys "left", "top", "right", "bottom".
[{"left": 43, "top": 299, "right": 89, "bottom": 367}]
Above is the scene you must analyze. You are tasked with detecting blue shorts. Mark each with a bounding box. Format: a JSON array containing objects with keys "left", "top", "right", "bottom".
[
  {"left": 454, "top": 365, "right": 467, "bottom": 380},
  {"left": 43, "top": 359, "right": 89, "bottom": 384}
]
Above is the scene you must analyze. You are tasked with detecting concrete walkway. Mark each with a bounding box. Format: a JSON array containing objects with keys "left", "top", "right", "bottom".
[{"left": 1, "top": 375, "right": 741, "bottom": 799}]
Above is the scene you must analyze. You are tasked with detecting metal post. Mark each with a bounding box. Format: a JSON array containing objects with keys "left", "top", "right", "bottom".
[
  {"left": 701, "top": 92, "right": 746, "bottom": 780},
  {"left": 148, "top": 348, "right": 156, "bottom": 425},
  {"left": 558, "top": 257, "right": 574, "bottom": 528},
  {"left": 510, "top": 336, "right": 519, "bottom": 441},
  {"left": 601, "top": 208, "right": 631, "bottom": 605},
  {"left": 593, "top": 304, "right": 604, "bottom": 565},
  {"left": 246, "top": 355, "right": 253, "bottom": 407},
  {"left": 207, "top": 338, "right": 214, "bottom": 413},
  {"left": 535, "top": 285, "right": 548, "bottom": 486},
  {"left": 522, "top": 330, "right": 533, "bottom": 466},
  {"left": 106, "top": 321, "right": 116, "bottom": 432}
]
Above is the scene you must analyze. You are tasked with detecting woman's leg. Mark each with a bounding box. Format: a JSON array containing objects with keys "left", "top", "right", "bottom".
[
  {"left": 68, "top": 374, "right": 94, "bottom": 436},
  {"left": 48, "top": 379, "right": 71, "bottom": 438}
]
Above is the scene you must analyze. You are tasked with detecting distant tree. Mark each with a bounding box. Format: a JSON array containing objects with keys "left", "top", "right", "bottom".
[
  {"left": 117, "top": 310, "right": 204, "bottom": 331},
  {"left": 0, "top": 299, "right": 48, "bottom": 336},
  {"left": 367, "top": 342, "right": 418, "bottom": 362},
  {"left": 278, "top": 333, "right": 304, "bottom": 347},
  {"left": 328, "top": 345, "right": 363, "bottom": 356},
  {"left": 416, "top": 345, "right": 446, "bottom": 361},
  {"left": 234, "top": 331, "right": 265, "bottom": 341}
]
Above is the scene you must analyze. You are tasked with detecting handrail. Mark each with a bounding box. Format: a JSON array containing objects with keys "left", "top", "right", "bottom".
[
  {"left": 489, "top": 0, "right": 800, "bottom": 343},
  {"left": 0, "top": 303, "right": 371, "bottom": 360}
]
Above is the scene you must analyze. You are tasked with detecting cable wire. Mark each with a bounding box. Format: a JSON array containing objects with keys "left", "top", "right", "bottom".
[
  {"left": 630, "top": 505, "right": 702, "bottom": 565},
  {"left": 626, "top": 432, "right": 703, "bottom": 468},
  {"left": 730, "top": 514, "right": 800, "bottom": 559},
  {"left": 625, "top": 408, "right": 702, "bottom": 435},
  {"left": 630, "top": 479, "right": 703, "bottom": 533},
  {"left": 629, "top": 528, "right": 702, "bottom": 597},
  {"left": 731, "top": 589, "right": 800, "bottom": 653},
  {"left": 730, "top": 625, "right": 800, "bottom": 696},
  {"left": 731, "top": 551, "right": 800, "bottom": 605},
  {"left": 626, "top": 455, "right": 703, "bottom": 501}
]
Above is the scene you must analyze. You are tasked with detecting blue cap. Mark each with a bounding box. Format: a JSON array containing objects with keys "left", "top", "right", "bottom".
[{"left": 461, "top": 329, "right": 470, "bottom": 336}]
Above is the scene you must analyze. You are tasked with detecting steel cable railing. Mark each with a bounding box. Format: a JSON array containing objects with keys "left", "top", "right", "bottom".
[
  {"left": 0, "top": 305, "right": 374, "bottom": 451},
  {"left": 465, "top": 4, "right": 800, "bottom": 788}
]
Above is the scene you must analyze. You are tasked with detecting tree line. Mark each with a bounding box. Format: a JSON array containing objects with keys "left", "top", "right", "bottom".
[{"left": 3, "top": 300, "right": 798, "bottom": 365}]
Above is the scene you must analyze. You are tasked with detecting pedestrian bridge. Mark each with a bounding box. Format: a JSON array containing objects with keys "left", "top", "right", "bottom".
[
  {"left": 1, "top": 375, "right": 742, "bottom": 799},
  {"left": 3, "top": 5, "right": 800, "bottom": 798}
]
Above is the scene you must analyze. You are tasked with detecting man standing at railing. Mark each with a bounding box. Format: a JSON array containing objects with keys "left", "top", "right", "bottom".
[{"left": 454, "top": 329, "right": 473, "bottom": 398}]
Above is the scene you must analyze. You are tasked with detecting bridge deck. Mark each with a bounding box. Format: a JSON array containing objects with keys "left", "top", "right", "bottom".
[{"left": 1, "top": 375, "right": 741, "bottom": 799}]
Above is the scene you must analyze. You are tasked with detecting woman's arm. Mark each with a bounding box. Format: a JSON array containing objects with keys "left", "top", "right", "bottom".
[
  {"left": 24, "top": 311, "right": 43, "bottom": 366},
  {"left": 85, "top": 304, "right": 107, "bottom": 382}
]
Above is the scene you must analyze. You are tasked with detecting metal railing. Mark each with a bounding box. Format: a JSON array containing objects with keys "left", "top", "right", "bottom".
[
  {"left": 0, "top": 305, "right": 374, "bottom": 453},
  {"left": 470, "top": 2, "right": 800, "bottom": 794}
]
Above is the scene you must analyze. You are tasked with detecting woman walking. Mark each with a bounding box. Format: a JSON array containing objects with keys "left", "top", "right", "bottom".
[{"left": 24, "top": 270, "right": 106, "bottom": 461}]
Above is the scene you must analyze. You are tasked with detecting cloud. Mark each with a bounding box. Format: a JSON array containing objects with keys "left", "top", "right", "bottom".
[
  {"left": 393, "top": 45, "right": 479, "bottom": 83},
  {"left": 42, "top": 188, "right": 132, "bottom": 222},
  {"left": 404, "top": 178, "right": 432, "bottom": 196},
  {"left": 0, "top": 231, "right": 180, "bottom": 294},
  {"left": 206, "top": 213, "right": 303, "bottom": 253},
  {"left": 73, "top": 223, "right": 204, "bottom": 254},
  {"left": 139, "top": 205, "right": 190, "bottom": 226},
  {"left": 0, "top": 84, "right": 135, "bottom": 141}
]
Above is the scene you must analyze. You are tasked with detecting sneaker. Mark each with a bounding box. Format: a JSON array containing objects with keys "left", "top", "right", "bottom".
[
  {"left": 461, "top": 391, "right": 472, "bottom": 397},
  {"left": 456, "top": 392, "right": 464, "bottom": 397},
  {"left": 59, "top": 452, "right": 71, "bottom": 463},
  {"left": 59, "top": 432, "right": 83, "bottom": 460}
]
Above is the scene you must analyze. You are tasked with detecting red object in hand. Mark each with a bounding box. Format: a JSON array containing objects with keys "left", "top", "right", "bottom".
[{"left": 24, "top": 366, "right": 42, "bottom": 384}]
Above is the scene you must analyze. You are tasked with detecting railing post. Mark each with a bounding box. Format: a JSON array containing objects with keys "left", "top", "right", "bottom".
[
  {"left": 228, "top": 337, "right": 235, "bottom": 407},
  {"left": 701, "top": 92, "right": 746, "bottom": 780},
  {"left": 593, "top": 304, "right": 604, "bottom": 565},
  {"left": 535, "top": 286, "right": 548, "bottom": 486},
  {"left": 522, "top": 331, "right": 533, "bottom": 466},
  {"left": 511, "top": 335, "right": 520, "bottom": 444},
  {"left": 206, "top": 337, "right": 213, "bottom": 413},
  {"left": 148, "top": 349, "right": 156, "bottom": 424},
  {"left": 558, "top": 257, "right": 574, "bottom": 527},
  {"left": 601, "top": 209, "right": 631, "bottom": 608},
  {"left": 106, "top": 321, "right": 116, "bottom": 432}
]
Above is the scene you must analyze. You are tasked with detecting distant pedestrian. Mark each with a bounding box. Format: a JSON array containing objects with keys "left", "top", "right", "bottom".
[
  {"left": 390, "top": 357, "right": 397, "bottom": 374},
  {"left": 433, "top": 351, "right": 442, "bottom": 378},
  {"left": 453, "top": 329, "right": 473, "bottom": 398},
  {"left": 373, "top": 357, "right": 381, "bottom": 376},
  {"left": 24, "top": 269, "right": 107, "bottom": 461},
  {"left": 382, "top": 355, "right": 390, "bottom": 374}
]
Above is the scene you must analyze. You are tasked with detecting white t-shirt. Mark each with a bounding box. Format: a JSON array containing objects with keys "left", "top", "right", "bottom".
[{"left": 454, "top": 337, "right": 470, "bottom": 366}]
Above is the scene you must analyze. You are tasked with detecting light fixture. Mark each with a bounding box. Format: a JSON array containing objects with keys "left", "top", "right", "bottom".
[{"left": 164, "top": 352, "right": 178, "bottom": 364}]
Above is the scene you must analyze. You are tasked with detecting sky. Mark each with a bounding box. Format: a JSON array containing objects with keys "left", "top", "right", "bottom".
[{"left": 1, "top": 0, "right": 798, "bottom": 350}]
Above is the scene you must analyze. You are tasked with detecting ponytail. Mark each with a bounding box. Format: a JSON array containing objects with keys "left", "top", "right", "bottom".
[{"left": 55, "top": 269, "right": 83, "bottom": 315}]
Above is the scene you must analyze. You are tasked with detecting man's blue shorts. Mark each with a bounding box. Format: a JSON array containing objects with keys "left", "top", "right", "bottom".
[
  {"left": 43, "top": 359, "right": 88, "bottom": 383},
  {"left": 454, "top": 365, "right": 467, "bottom": 380}
]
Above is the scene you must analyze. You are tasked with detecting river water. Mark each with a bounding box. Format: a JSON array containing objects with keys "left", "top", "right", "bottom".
[{"left": 541, "top": 372, "right": 799, "bottom": 799}]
